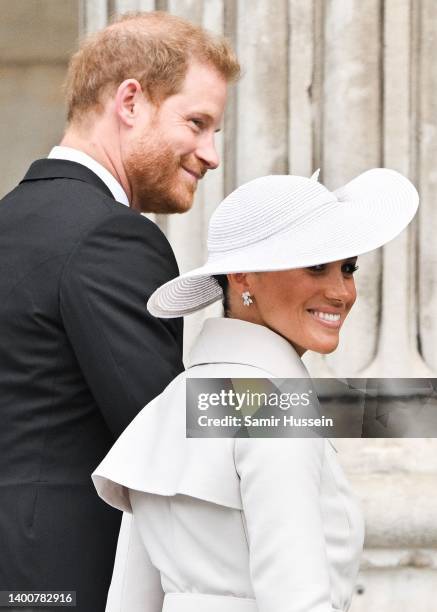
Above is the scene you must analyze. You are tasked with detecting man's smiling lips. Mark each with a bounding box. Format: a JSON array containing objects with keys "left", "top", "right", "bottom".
[
  {"left": 307, "top": 308, "right": 343, "bottom": 329},
  {"left": 181, "top": 166, "right": 204, "bottom": 181}
]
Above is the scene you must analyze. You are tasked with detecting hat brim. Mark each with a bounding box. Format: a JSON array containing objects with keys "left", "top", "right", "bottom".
[{"left": 147, "top": 169, "right": 419, "bottom": 318}]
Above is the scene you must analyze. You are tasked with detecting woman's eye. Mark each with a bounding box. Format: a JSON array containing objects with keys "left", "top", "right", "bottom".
[{"left": 343, "top": 263, "right": 359, "bottom": 275}]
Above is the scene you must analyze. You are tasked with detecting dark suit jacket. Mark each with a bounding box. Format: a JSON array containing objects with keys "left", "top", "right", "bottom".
[{"left": 0, "top": 159, "right": 184, "bottom": 611}]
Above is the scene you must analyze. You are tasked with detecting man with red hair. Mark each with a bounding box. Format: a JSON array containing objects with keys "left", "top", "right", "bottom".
[{"left": 0, "top": 11, "right": 239, "bottom": 611}]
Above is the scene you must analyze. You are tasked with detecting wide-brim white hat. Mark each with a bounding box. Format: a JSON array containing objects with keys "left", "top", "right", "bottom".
[{"left": 147, "top": 169, "right": 419, "bottom": 318}]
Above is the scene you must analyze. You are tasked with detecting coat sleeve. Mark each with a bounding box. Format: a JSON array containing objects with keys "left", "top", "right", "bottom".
[
  {"left": 59, "top": 211, "right": 184, "bottom": 437},
  {"left": 106, "top": 512, "right": 164, "bottom": 612},
  {"left": 234, "top": 438, "right": 333, "bottom": 612}
]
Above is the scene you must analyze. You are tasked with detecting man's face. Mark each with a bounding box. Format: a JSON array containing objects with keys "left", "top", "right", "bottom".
[{"left": 125, "top": 62, "right": 228, "bottom": 213}]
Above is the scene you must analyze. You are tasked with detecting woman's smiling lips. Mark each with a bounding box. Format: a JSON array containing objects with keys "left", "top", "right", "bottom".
[{"left": 307, "top": 308, "right": 343, "bottom": 329}]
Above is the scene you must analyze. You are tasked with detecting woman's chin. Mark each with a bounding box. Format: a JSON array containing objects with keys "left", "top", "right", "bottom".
[
  {"left": 317, "top": 346, "right": 338, "bottom": 355},
  {"left": 279, "top": 326, "right": 341, "bottom": 355},
  {"left": 308, "top": 335, "right": 340, "bottom": 355}
]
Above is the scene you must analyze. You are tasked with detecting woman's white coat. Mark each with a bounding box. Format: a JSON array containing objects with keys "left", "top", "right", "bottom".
[{"left": 93, "top": 318, "right": 365, "bottom": 612}]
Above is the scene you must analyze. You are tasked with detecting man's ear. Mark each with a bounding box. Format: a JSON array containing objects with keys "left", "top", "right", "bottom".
[{"left": 114, "top": 79, "right": 144, "bottom": 127}]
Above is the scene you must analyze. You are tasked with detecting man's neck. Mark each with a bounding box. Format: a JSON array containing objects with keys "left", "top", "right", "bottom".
[{"left": 60, "top": 129, "right": 132, "bottom": 203}]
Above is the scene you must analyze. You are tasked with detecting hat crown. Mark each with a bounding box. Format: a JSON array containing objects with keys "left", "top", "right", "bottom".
[{"left": 207, "top": 175, "right": 337, "bottom": 254}]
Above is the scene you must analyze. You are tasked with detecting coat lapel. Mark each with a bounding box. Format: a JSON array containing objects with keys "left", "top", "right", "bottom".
[{"left": 187, "top": 317, "right": 310, "bottom": 379}]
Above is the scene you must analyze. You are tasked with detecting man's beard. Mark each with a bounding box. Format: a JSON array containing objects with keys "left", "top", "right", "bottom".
[{"left": 126, "top": 138, "right": 200, "bottom": 214}]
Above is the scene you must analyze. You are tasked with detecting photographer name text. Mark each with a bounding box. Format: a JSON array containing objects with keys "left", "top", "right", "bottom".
[{"left": 197, "top": 414, "right": 333, "bottom": 428}]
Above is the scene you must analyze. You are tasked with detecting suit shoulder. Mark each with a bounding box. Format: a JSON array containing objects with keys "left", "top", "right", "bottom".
[
  {"left": 77, "top": 207, "right": 176, "bottom": 261},
  {"left": 52, "top": 179, "right": 165, "bottom": 242},
  {"left": 30, "top": 174, "right": 175, "bottom": 258},
  {"left": 60, "top": 205, "right": 179, "bottom": 293}
]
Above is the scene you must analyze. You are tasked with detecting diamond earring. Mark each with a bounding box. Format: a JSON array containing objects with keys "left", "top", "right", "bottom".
[{"left": 242, "top": 291, "right": 253, "bottom": 307}]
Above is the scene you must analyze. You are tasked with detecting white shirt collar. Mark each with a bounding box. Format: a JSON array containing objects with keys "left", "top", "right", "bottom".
[
  {"left": 48, "top": 146, "right": 130, "bottom": 207},
  {"left": 187, "top": 317, "right": 310, "bottom": 379}
]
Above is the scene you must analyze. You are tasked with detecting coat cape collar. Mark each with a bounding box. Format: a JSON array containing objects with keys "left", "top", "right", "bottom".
[{"left": 93, "top": 317, "right": 312, "bottom": 513}]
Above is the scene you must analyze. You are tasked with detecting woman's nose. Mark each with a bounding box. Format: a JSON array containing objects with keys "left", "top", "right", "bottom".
[{"left": 324, "top": 273, "right": 354, "bottom": 304}]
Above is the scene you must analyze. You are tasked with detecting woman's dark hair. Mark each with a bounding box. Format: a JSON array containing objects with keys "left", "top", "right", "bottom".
[{"left": 213, "top": 274, "right": 230, "bottom": 317}]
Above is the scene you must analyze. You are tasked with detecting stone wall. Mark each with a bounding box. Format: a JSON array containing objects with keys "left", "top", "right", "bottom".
[{"left": 0, "top": 1, "right": 78, "bottom": 198}]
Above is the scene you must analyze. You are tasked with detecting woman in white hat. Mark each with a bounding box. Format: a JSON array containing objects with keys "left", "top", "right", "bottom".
[{"left": 93, "top": 169, "right": 418, "bottom": 612}]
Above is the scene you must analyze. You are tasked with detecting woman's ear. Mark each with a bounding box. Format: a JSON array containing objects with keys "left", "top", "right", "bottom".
[
  {"left": 227, "top": 273, "right": 251, "bottom": 293},
  {"left": 226, "top": 273, "right": 259, "bottom": 317}
]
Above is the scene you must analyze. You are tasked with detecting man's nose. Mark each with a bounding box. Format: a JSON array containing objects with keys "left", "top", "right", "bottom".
[{"left": 196, "top": 133, "right": 219, "bottom": 170}]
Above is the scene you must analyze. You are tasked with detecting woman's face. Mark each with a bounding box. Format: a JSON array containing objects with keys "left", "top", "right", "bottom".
[{"left": 242, "top": 258, "right": 358, "bottom": 356}]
